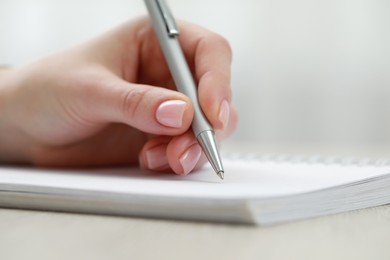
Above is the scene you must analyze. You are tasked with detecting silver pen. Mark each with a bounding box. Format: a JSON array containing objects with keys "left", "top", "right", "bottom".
[{"left": 144, "top": 0, "right": 224, "bottom": 179}]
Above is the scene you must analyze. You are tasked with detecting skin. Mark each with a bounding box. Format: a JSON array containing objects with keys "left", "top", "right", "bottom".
[{"left": 0, "top": 17, "right": 238, "bottom": 175}]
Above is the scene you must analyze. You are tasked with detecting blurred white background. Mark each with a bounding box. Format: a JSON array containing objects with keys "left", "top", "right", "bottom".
[{"left": 1, "top": 0, "right": 390, "bottom": 151}]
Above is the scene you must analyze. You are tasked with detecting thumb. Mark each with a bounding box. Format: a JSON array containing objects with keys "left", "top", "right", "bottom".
[{"left": 84, "top": 79, "right": 194, "bottom": 135}]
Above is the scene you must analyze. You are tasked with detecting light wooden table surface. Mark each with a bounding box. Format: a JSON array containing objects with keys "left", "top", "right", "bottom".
[
  {"left": 1, "top": 142, "right": 390, "bottom": 260},
  {"left": 1, "top": 206, "right": 390, "bottom": 260}
]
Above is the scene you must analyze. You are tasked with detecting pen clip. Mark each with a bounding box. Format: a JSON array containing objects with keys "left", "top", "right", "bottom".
[{"left": 155, "top": 0, "right": 179, "bottom": 37}]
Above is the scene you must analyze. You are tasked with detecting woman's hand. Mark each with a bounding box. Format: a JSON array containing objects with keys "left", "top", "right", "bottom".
[{"left": 0, "top": 17, "right": 238, "bottom": 175}]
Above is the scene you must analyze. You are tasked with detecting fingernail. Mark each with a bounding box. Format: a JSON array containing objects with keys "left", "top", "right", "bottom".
[
  {"left": 218, "top": 100, "right": 230, "bottom": 129},
  {"left": 179, "top": 144, "right": 202, "bottom": 175},
  {"left": 156, "top": 100, "right": 187, "bottom": 128},
  {"left": 145, "top": 145, "right": 169, "bottom": 170}
]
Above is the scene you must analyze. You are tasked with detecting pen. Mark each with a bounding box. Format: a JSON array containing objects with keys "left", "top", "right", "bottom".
[{"left": 144, "top": 0, "right": 224, "bottom": 180}]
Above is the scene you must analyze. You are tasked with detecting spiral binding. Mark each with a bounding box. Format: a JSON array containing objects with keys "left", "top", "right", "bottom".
[{"left": 221, "top": 152, "right": 390, "bottom": 167}]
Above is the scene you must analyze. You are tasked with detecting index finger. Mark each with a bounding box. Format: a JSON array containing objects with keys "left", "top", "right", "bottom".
[{"left": 178, "top": 21, "right": 233, "bottom": 130}]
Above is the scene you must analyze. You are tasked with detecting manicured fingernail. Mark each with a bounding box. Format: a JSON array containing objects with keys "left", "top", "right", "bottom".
[
  {"left": 179, "top": 144, "right": 202, "bottom": 175},
  {"left": 156, "top": 100, "right": 187, "bottom": 128},
  {"left": 145, "top": 145, "right": 168, "bottom": 170},
  {"left": 218, "top": 100, "right": 230, "bottom": 129}
]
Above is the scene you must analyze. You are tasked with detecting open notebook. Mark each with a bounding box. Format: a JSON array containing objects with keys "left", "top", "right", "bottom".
[{"left": 1, "top": 154, "right": 390, "bottom": 225}]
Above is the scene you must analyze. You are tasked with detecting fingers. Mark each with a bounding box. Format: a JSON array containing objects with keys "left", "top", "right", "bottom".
[
  {"left": 215, "top": 105, "right": 239, "bottom": 141},
  {"left": 166, "top": 131, "right": 202, "bottom": 175},
  {"left": 74, "top": 19, "right": 236, "bottom": 176},
  {"left": 177, "top": 21, "right": 233, "bottom": 131},
  {"left": 139, "top": 131, "right": 204, "bottom": 175},
  {"left": 138, "top": 136, "right": 171, "bottom": 172},
  {"left": 139, "top": 105, "right": 238, "bottom": 175},
  {"left": 195, "top": 36, "right": 233, "bottom": 131},
  {"left": 101, "top": 19, "right": 235, "bottom": 134},
  {"left": 80, "top": 78, "right": 194, "bottom": 136},
  {"left": 135, "top": 19, "right": 238, "bottom": 175}
]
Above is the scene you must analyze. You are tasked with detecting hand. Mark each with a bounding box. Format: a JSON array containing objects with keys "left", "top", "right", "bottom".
[{"left": 0, "top": 17, "right": 238, "bottom": 175}]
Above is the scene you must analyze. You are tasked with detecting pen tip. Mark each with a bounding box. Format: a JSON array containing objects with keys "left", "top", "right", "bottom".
[{"left": 217, "top": 171, "right": 224, "bottom": 180}]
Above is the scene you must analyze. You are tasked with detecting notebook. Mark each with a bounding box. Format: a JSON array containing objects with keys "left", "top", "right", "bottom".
[{"left": 1, "top": 154, "right": 390, "bottom": 225}]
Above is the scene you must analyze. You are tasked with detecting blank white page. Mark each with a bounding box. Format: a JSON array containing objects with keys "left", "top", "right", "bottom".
[{"left": 1, "top": 159, "right": 390, "bottom": 199}]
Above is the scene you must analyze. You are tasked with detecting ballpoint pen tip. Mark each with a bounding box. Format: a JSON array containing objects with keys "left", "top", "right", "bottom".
[{"left": 217, "top": 171, "right": 224, "bottom": 180}]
